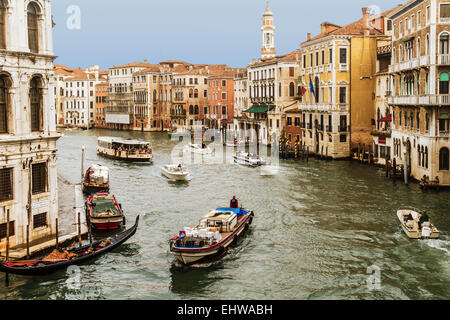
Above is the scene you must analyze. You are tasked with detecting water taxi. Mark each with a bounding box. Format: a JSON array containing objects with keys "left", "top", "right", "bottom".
[
  {"left": 397, "top": 207, "right": 440, "bottom": 239},
  {"left": 97, "top": 136, "right": 153, "bottom": 162},
  {"left": 161, "top": 164, "right": 189, "bottom": 181},
  {"left": 169, "top": 207, "right": 254, "bottom": 265},
  {"left": 233, "top": 151, "right": 266, "bottom": 167},
  {"left": 87, "top": 192, "right": 125, "bottom": 230},
  {"left": 183, "top": 143, "right": 213, "bottom": 155},
  {"left": 82, "top": 164, "right": 110, "bottom": 195}
]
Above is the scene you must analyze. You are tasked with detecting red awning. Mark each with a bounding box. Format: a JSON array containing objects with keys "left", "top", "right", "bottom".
[{"left": 377, "top": 115, "right": 392, "bottom": 122}]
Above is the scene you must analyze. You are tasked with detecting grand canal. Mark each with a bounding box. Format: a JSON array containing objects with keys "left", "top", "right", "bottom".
[{"left": 1, "top": 128, "right": 449, "bottom": 300}]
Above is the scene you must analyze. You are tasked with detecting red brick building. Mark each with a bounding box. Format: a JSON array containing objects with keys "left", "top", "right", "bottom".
[
  {"left": 284, "top": 107, "right": 302, "bottom": 149},
  {"left": 94, "top": 82, "right": 109, "bottom": 128}
]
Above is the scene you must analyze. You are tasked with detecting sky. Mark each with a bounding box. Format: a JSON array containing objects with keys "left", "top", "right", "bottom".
[{"left": 52, "top": 0, "right": 401, "bottom": 70}]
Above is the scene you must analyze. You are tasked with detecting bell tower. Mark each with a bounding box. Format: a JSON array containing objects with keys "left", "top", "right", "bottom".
[{"left": 261, "top": 1, "right": 276, "bottom": 60}]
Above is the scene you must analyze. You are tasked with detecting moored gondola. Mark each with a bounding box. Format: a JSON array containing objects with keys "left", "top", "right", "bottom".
[{"left": 0, "top": 216, "right": 139, "bottom": 276}]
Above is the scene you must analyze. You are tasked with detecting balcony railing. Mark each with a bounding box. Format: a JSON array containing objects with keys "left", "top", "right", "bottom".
[
  {"left": 439, "top": 130, "right": 450, "bottom": 137},
  {"left": 339, "top": 64, "right": 348, "bottom": 72},
  {"left": 438, "top": 54, "right": 450, "bottom": 65},
  {"left": 418, "top": 94, "right": 450, "bottom": 105},
  {"left": 326, "top": 64, "right": 333, "bottom": 72},
  {"left": 298, "top": 103, "right": 333, "bottom": 112},
  {"left": 420, "top": 55, "right": 429, "bottom": 66},
  {"left": 319, "top": 65, "right": 324, "bottom": 73}
]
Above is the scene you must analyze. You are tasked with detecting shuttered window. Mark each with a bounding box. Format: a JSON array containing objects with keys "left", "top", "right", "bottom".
[
  {"left": 33, "top": 212, "right": 47, "bottom": 229},
  {"left": 0, "top": 168, "right": 13, "bottom": 202},
  {"left": 0, "top": 221, "right": 14, "bottom": 239},
  {"left": 32, "top": 162, "right": 47, "bottom": 194},
  {"left": 0, "top": 77, "right": 7, "bottom": 133},
  {"left": 27, "top": 3, "right": 39, "bottom": 53}
]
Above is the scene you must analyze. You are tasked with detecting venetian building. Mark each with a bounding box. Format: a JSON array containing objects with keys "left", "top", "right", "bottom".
[
  {"left": 0, "top": 0, "right": 60, "bottom": 250},
  {"left": 388, "top": 0, "right": 450, "bottom": 186}
]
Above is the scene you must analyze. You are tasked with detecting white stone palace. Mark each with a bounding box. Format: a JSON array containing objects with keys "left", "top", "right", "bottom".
[{"left": 0, "top": 0, "right": 59, "bottom": 252}]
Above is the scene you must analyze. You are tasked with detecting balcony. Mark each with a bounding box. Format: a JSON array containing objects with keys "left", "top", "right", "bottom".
[
  {"left": 438, "top": 54, "right": 450, "bottom": 65},
  {"left": 439, "top": 130, "right": 450, "bottom": 137},
  {"left": 298, "top": 103, "right": 333, "bottom": 112},
  {"left": 301, "top": 69, "right": 306, "bottom": 76},
  {"left": 440, "top": 17, "right": 450, "bottom": 24},
  {"left": 420, "top": 55, "right": 429, "bottom": 66},
  {"left": 313, "top": 66, "right": 319, "bottom": 73},
  {"left": 326, "top": 64, "right": 333, "bottom": 72},
  {"left": 388, "top": 95, "right": 419, "bottom": 105},
  {"left": 419, "top": 94, "right": 450, "bottom": 105},
  {"left": 319, "top": 65, "right": 324, "bottom": 73},
  {"left": 326, "top": 125, "right": 333, "bottom": 132},
  {"left": 338, "top": 64, "right": 348, "bottom": 72},
  {"left": 338, "top": 125, "right": 350, "bottom": 132}
]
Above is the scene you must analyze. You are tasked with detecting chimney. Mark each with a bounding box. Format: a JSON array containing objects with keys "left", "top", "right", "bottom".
[
  {"left": 321, "top": 22, "right": 327, "bottom": 34},
  {"left": 144, "top": 59, "right": 148, "bottom": 63},
  {"left": 362, "top": 7, "right": 371, "bottom": 36},
  {"left": 307, "top": 33, "right": 311, "bottom": 41}
]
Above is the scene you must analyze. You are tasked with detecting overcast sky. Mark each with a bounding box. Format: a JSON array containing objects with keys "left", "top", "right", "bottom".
[{"left": 52, "top": 0, "right": 401, "bottom": 70}]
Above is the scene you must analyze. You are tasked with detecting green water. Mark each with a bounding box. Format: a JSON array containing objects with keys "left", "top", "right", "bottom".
[{"left": 1, "top": 128, "right": 449, "bottom": 300}]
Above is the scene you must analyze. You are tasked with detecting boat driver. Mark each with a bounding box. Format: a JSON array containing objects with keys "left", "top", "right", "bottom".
[
  {"left": 419, "top": 210, "right": 430, "bottom": 229},
  {"left": 230, "top": 196, "right": 239, "bottom": 208}
]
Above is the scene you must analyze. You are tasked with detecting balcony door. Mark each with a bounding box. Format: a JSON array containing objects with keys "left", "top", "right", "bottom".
[{"left": 439, "top": 72, "right": 449, "bottom": 94}]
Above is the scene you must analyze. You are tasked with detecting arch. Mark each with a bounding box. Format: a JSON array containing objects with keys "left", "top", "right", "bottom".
[
  {"left": 27, "top": 1, "right": 40, "bottom": 53},
  {"left": 439, "top": 31, "right": 450, "bottom": 55},
  {"left": 30, "top": 75, "right": 43, "bottom": 132}
]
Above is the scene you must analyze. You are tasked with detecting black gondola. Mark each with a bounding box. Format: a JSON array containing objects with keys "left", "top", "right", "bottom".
[{"left": 0, "top": 216, "right": 139, "bottom": 276}]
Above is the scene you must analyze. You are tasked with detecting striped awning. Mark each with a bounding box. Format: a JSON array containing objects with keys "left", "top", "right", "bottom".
[{"left": 243, "top": 105, "right": 275, "bottom": 113}]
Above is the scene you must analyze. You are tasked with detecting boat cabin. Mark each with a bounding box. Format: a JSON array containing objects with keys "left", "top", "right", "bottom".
[{"left": 199, "top": 210, "right": 238, "bottom": 233}]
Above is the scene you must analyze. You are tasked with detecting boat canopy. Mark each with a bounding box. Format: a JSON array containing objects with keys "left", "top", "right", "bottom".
[
  {"left": 215, "top": 207, "right": 247, "bottom": 218},
  {"left": 98, "top": 136, "right": 150, "bottom": 147},
  {"left": 87, "top": 165, "right": 109, "bottom": 184}
]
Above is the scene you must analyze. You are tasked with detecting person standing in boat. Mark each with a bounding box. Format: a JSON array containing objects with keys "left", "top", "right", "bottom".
[
  {"left": 419, "top": 210, "right": 430, "bottom": 229},
  {"left": 230, "top": 196, "right": 239, "bottom": 208}
]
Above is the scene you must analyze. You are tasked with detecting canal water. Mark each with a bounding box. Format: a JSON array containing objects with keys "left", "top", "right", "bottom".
[{"left": 0, "top": 128, "right": 449, "bottom": 300}]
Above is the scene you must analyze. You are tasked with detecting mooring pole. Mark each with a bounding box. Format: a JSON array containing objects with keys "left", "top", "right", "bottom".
[
  {"left": 77, "top": 211, "right": 82, "bottom": 247},
  {"left": 81, "top": 146, "right": 85, "bottom": 181},
  {"left": 5, "top": 209, "right": 10, "bottom": 286},
  {"left": 26, "top": 225, "right": 30, "bottom": 259},
  {"left": 55, "top": 218, "right": 59, "bottom": 249}
]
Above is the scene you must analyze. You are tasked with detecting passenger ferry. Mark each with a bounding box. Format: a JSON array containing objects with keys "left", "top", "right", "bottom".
[
  {"left": 97, "top": 137, "right": 153, "bottom": 162},
  {"left": 169, "top": 207, "right": 254, "bottom": 265}
]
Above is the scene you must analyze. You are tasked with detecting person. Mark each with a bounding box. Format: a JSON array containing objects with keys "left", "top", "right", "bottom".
[
  {"left": 230, "top": 196, "right": 239, "bottom": 208},
  {"left": 404, "top": 212, "right": 414, "bottom": 222},
  {"left": 419, "top": 210, "right": 430, "bottom": 229}
]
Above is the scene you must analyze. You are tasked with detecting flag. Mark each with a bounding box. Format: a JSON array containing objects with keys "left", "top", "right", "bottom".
[
  {"left": 300, "top": 86, "right": 307, "bottom": 96},
  {"left": 309, "top": 77, "right": 315, "bottom": 94}
]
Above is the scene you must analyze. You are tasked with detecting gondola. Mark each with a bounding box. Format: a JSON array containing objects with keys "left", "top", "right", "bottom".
[{"left": 0, "top": 216, "right": 139, "bottom": 276}]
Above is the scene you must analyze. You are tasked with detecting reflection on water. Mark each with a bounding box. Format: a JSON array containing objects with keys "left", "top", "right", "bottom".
[{"left": 0, "top": 128, "right": 448, "bottom": 300}]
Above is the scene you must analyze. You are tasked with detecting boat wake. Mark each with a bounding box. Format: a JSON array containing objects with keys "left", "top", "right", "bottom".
[{"left": 423, "top": 239, "right": 450, "bottom": 256}]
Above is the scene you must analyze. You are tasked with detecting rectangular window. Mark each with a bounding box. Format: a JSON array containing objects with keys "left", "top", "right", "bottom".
[
  {"left": 222, "top": 80, "right": 226, "bottom": 87},
  {"left": 339, "top": 87, "right": 347, "bottom": 104},
  {"left": 289, "top": 67, "right": 294, "bottom": 77},
  {"left": 221, "top": 92, "right": 227, "bottom": 100},
  {"left": 0, "top": 221, "right": 15, "bottom": 240},
  {"left": 0, "top": 168, "right": 13, "bottom": 202},
  {"left": 321, "top": 50, "right": 325, "bottom": 65},
  {"left": 33, "top": 212, "right": 47, "bottom": 229},
  {"left": 340, "top": 134, "right": 347, "bottom": 142},
  {"left": 329, "top": 48, "right": 333, "bottom": 64},
  {"left": 441, "top": 4, "right": 450, "bottom": 18},
  {"left": 287, "top": 117, "right": 292, "bottom": 126},
  {"left": 387, "top": 19, "right": 392, "bottom": 31},
  {"left": 339, "top": 48, "right": 347, "bottom": 64},
  {"left": 32, "top": 162, "right": 47, "bottom": 194}
]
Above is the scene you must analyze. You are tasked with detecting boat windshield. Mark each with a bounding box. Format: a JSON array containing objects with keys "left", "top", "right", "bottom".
[{"left": 111, "top": 142, "right": 151, "bottom": 155}]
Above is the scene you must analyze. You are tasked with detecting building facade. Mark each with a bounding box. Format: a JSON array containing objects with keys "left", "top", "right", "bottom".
[
  {"left": 388, "top": 0, "right": 450, "bottom": 185},
  {"left": 94, "top": 82, "right": 109, "bottom": 129},
  {"left": 299, "top": 7, "right": 398, "bottom": 159},
  {"left": 0, "top": 0, "right": 59, "bottom": 251}
]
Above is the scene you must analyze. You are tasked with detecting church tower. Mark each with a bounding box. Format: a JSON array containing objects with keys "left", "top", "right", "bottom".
[{"left": 261, "top": 1, "right": 276, "bottom": 60}]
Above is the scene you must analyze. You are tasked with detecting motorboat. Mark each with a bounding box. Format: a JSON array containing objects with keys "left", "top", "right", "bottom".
[
  {"left": 169, "top": 207, "right": 254, "bottom": 265},
  {"left": 97, "top": 136, "right": 153, "bottom": 162},
  {"left": 233, "top": 151, "right": 266, "bottom": 167},
  {"left": 183, "top": 143, "right": 213, "bottom": 155},
  {"left": 161, "top": 164, "right": 189, "bottom": 181},
  {"left": 87, "top": 192, "right": 125, "bottom": 230},
  {"left": 82, "top": 164, "right": 110, "bottom": 195},
  {"left": 397, "top": 207, "right": 440, "bottom": 239}
]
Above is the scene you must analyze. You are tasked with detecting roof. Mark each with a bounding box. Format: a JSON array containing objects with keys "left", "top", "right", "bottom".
[
  {"left": 303, "top": 5, "right": 402, "bottom": 44},
  {"left": 98, "top": 136, "right": 150, "bottom": 146},
  {"left": 110, "top": 62, "right": 153, "bottom": 69},
  {"left": 133, "top": 65, "right": 161, "bottom": 75},
  {"left": 250, "top": 49, "right": 301, "bottom": 67}
]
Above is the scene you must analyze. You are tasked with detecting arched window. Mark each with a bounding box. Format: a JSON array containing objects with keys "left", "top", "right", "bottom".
[
  {"left": 439, "top": 72, "right": 449, "bottom": 94},
  {"left": 194, "top": 105, "right": 199, "bottom": 115},
  {"left": 27, "top": 2, "right": 40, "bottom": 53},
  {"left": 416, "top": 111, "right": 420, "bottom": 131},
  {"left": 189, "top": 105, "right": 193, "bottom": 114},
  {"left": 30, "top": 76, "right": 43, "bottom": 132},
  {"left": 425, "top": 147, "right": 428, "bottom": 168},
  {"left": 0, "top": 0, "right": 6, "bottom": 49},
  {"left": 152, "top": 89, "right": 157, "bottom": 103},
  {"left": 377, "top": 108, "right": 381, "bottom": 130},
  {"left": 0, "top": 75, "right": 10, "bottom": 133},
  {"left": 439, "top": 147, "right": 449, "bottom": 170},
  {"left": 426, "top": 34, "right": 430, "bottom": 56},
  {"left": 440, "top": 32, "right": 449, "bottom": 55},
  {"left": 289, "top": 82, "right": 295, "bottom": 97}
]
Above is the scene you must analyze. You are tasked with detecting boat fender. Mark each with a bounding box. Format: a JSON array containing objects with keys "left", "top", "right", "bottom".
[{"left": 122, "top": 216, "right": 126, "bottom": 225}]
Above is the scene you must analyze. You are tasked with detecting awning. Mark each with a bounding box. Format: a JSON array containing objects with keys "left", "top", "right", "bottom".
[
  {"left": 377, "top": 114, "right": 392, "bottom": 122},
  {"left": 243, "top": 105, "right": 275, "bottom": 113},
  {"left": 439, "top": 113, "right": 449, "bottom": 120},
  {"left": 402, "top": 37, "right": 414, "bottom": 42}
]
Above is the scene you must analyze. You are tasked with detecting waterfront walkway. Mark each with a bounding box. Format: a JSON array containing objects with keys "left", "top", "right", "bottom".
[{"left": 7, "top": 173, "right": 88, "bottom": 259}]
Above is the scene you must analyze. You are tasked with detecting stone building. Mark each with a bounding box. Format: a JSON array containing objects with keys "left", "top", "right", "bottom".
[
  {"left": 0, "top": 0, "right": 59, "bottom": 251},
  {"left": 233, "top": 70, "right": 249, "bottom": 138},
  {"left": 299, "top": 7, "right": 400, "bottom": 159},
  {"left": 94, "top": 82, "right": 109, "bottom": 129},
  {"left": 388, "top": 0, "right": 450, "bottom": 185}
]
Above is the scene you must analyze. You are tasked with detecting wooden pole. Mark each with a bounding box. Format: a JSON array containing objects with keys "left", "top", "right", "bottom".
[
  {"left": 27, "top": 160, "right": 32, "bottom": 260},
  {"left": 5, "top": 209, "right": 10, "bottom": 286},
  {"left": 55, "top": 218, "right": 59, "bottom": 249},
  {"left": 77, "top": 211, "right": 82, "bottom": 247},
  {"left": 26, "top": 225, "right": 29, "bottom": 259}
]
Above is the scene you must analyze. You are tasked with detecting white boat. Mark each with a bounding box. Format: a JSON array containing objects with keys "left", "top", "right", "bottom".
[
  {"left": 233, "top": 151, "right": 266, "bottom": 167},
  {"left": 183, "top": 143, "right": 213, "bottom": 155},
  {"left": 97, "top": 136, "right": 153, "bottom": 162},
  {"left": 161, "top": 164, "right": 189, "bottom": 181},
  {"left": 82, "top": 164, "right": 110, "bottom": 194},
  {"left": 397, "top": 207, "right": 440, "bottom": 239}
]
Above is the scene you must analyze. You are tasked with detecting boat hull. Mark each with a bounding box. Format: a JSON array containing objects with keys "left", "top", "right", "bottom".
[
  {"left": 171, "top": 212, "right": 254, "bottom": 265},
  {"left": 90, "top": 217, "right": 123, "bottom": 230},
  {"left": 161, "top": 168, "right": 189, "bottom": 181},
  {"left": 82, "top": 184, "right": 109, "bottom": 195},
  {"left": 97, "top": 148, "right": 153, "bottom": 163}
]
